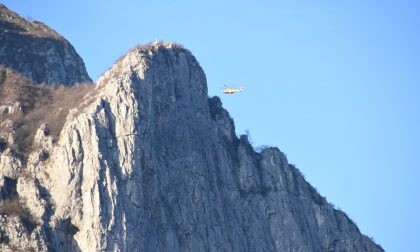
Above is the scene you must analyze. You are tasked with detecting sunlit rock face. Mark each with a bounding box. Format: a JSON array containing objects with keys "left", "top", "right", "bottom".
[
  {"left": 0, "top": 4, "right": 384, "bottom": 252},
  {"left": 41, "top": 43, "right": 383, "bottom": 252}
]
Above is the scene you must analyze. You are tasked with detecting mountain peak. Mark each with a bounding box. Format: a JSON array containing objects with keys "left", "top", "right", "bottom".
[
  {"left": 99, "top": 41, "right": 190, "bottom": 83},
  {"left": 0, "top": 5, "right": 384, "bottom": 252},
  {"left": 0, "top": 4, "right": 91, "bottom": 86},
  {"left": 97, "top": 41, "right": 207, "bottom": 108},
  {"left": 0, "top": 4, "right": 62, "bottom": 39}
]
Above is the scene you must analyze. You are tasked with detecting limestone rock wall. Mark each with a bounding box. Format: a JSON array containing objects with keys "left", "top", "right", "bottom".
[
  {"left": 40, "top": 43, "right": 383, "bottom": 252},
  {"left": 0, "top": 5, "right": 384, "bottom": 251}
]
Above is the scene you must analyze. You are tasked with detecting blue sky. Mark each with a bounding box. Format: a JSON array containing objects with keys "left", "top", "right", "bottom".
[{"left": 5, "top": 1, "right": 420, "bottom": 251}]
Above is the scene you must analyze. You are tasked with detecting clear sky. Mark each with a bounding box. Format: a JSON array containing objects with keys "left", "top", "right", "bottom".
[{"left": 5, "top": 1, "right": 420, "bottom": 251}]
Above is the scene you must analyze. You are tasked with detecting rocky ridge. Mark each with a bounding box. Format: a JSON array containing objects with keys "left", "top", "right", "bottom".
[
  {"left": 0, "top": 5, "right": 384, "bottom": 252},
  {"left": 0, "top": 4, "right": 91, "bottom": 86}
]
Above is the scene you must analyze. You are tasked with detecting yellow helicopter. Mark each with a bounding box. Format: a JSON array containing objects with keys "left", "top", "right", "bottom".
[{"left": 222, "top": 85, "right": 244, "bottom": 94}]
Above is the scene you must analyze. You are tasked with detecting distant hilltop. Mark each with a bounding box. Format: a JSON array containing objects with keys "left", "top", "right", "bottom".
[{"left": 0, "top": 4, "right": 91, "bottom": 86}]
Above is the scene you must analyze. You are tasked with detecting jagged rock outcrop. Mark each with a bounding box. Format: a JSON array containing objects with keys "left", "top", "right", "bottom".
[
  {"left": 0, "top": 215, "right": 48, "bottom": 252},
  {"left": 0, "top": 5, "right": 384, "bottom": 251},
  {"left": 37, "top": 43, "right": 382, "bottom": 251},
  {"left": 0, "top": 4, "right": 91, "bottom": 86},
  {"left": 0, "top": 2, "right": 93, "bottom": 178},
  {"left": 0, "top": 2, "right": 92, "bottom": 180}
]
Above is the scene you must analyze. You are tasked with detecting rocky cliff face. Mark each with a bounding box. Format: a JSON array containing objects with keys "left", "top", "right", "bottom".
[
  {"left": 0, "top": 5, "right": 383, "bottom": 252},
  {"left": 0, "top": 4, "right": 91, "bottom": 86}
]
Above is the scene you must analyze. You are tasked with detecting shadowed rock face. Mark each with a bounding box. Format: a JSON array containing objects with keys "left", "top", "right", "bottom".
[{"left": 0, "top": 4, "right": 91, "bottom": 86}]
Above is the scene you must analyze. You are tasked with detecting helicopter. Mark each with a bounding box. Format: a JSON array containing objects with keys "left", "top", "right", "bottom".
[{"left": 222, "top": 85, "right": 244, "bottom": 94}]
